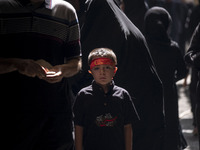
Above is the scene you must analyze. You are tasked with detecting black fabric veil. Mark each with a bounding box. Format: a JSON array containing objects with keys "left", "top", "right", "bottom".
[
  {"left": 73, "top": 0, "right": 165, "bottom": 149},
  {"left": 144, "top": 6, "right": 172, "bottom": 44},
  {"left": 123, "top": 0, "right": 148, "bottom": 33},
  {"left": 144, "top": 7, "right": 188, "bottom": 150}
]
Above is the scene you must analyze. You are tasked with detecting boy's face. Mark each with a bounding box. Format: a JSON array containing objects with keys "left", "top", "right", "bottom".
[
  {"left": 89, "top": 57, "right": 116, "bottom": 86},
  {"left": 91, "top": 65, "right": 116, "bottom": 86}
]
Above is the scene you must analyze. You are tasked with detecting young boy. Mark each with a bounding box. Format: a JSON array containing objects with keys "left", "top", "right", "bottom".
[{"left": 73, "top": 48, "right": 139, "bottom": 150}]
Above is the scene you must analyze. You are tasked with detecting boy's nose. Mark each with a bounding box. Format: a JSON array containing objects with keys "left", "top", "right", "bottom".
[{"left": 100, "top": 68, "right": 106, "bottom": 74}]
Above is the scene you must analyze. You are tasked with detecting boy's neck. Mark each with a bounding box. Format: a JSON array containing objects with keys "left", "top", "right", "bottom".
[
  {"left": 97, "top": 83, "right": 111, "bottom": 94},
  {"left": 101, "top": 85, "right": 109, "bottom": 94}
]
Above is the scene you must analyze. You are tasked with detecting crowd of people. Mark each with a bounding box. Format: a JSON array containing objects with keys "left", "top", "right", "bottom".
[{"left": 0, "top": 0, "right": 199, "bottom": 150}]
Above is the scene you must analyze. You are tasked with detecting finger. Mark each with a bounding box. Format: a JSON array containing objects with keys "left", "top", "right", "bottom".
[
  {"left": 46, "top": 71, "right": 62, "bottom": 77},
  {"left": 36, "top": 66, "right": 47, "bottom": 78}
]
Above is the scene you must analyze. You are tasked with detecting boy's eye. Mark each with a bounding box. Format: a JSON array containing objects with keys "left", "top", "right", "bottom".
[
  {"left": 93, "top": 67, "right": 100, "bottom": 70},
  {"left": 92, "top": 65, "right": 114, "bottom": 71},
  {"left": 105, "top": 66, "right": 112, "bottom": 69}
]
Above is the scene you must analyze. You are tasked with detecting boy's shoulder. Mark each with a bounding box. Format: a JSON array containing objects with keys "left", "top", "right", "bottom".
[
  {"left": 113, "top": 84, "right": 130, "bottom": 94},
  {"left": 112, "top": 84, "right": 134, "bottom": 100},
  {"left": 77, "top": 85, "right": 93, "bottom": 96}
]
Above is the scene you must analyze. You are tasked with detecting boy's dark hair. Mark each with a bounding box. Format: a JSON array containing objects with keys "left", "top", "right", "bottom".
[{"left": 88, "top": 48, "right": 117, "bottom": 65}]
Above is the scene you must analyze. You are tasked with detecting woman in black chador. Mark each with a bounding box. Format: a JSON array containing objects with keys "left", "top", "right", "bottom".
[
  {"left": 144, "top": 7, "right": 188, "bottom": 150},
  {"left": 72, "top": 0, "right": 165, "bottom": 149},
  {"left": 185, "top": 23, "right": 200, "bottom": 149}
]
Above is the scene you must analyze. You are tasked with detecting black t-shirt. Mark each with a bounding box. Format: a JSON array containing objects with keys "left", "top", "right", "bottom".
[{"left": 73, "top": 81, "right": 139, "bottom": 150}]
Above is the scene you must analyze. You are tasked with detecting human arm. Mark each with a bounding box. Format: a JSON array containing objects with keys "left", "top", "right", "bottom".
[
  {"left": 52, "top": 57, "right": 81, "bottom": 78},
  {"left": 0, "top": 57, "right": 81, "bottom": 83},
  {"left": 42, "top": 57, "right": 81, "bottom": 83},
  {"left": 175, "top": 47, "right": 188, "bottom": 82},
  {"left": 74, "top": 125, "right": 84, "bottom": 150},
  {"left": 123, "top": 92, "right": 139, "bottom": 150},
  {"left": 0, "top": 58, "right": 46, "bottom": 78},
  {"left": 45, "top": 1, "right": 81, "bottom": 83},
  {"left": 124, "top": 124, "right": 132, "bottom": 150},
  {"left": 185, "top": 23, "right": 200, "bottom": 70},
  {"left": 73, "top": 91, "right": 86, "bottom": 150}
]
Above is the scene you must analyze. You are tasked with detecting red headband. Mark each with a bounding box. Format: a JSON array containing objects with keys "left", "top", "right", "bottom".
[{"left": 90, "top": 58, "right": 115, "bottom": 70}]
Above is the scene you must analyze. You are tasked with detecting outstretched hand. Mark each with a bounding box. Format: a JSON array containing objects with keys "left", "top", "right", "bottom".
[
  {"left": 16, "top": 59, "right": 46, "bottom": 78},
  {"left": 14, "top": 58, "right": 81, "bottom": 84}
]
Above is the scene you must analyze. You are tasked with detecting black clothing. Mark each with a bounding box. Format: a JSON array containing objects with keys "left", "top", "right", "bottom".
[
  {"left": 187, "top": 4, "right": 200, "bottom": 40},
  {"left": 123, "top": 0, "right": 148, "bottom": 33},
  {"left": 185, "top": 23, "right": 200, "bottom": 71},
  {"left": 185, "top": 2, "right": 200, "bottom": 133},
  {"left": 6, "top": 113, "right": 73, "bottom": 150},
  {"left": 72, "top": 0, "right": 165, "bottom": 149},
  {"left": 144, "top": 7, "right": 188, "bottom": 150},
  {"left": 189, "top": 67, "right": 199, "bottom": 127},
  {"left": 185, "top": 23, "right": 200, "bottom": 147},
  {"left": 73, "top": 81, "right": 139, "bottom": 150}
]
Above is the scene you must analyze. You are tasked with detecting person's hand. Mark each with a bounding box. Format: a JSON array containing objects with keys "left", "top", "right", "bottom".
[
  {"left": 42, "top": 67, "right": 63, "bottom": 83},
  {"left": 35, "top": 59, "right": 63, "bottom": 83},
  {"left": 16, "top": 59, "right": 46, "bottom": 78},
  {"left": 35, "top": 58, "right": 81, "bottom": 83}
]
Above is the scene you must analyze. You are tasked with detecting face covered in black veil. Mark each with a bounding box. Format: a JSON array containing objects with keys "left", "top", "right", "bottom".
[
  {"left": 72, "top": 1, "right": 165, "bottom": 149},
  {"left": 144, "top": 6, "right": 172, "bottom": 44}
]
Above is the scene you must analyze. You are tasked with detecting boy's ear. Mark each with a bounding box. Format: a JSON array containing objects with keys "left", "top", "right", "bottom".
[
  {"left": 88, "top": 70, "right": 92, "bottom": 74},
  {"left": 114, "top": 67, "right": 118, "bottom": 74}
]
